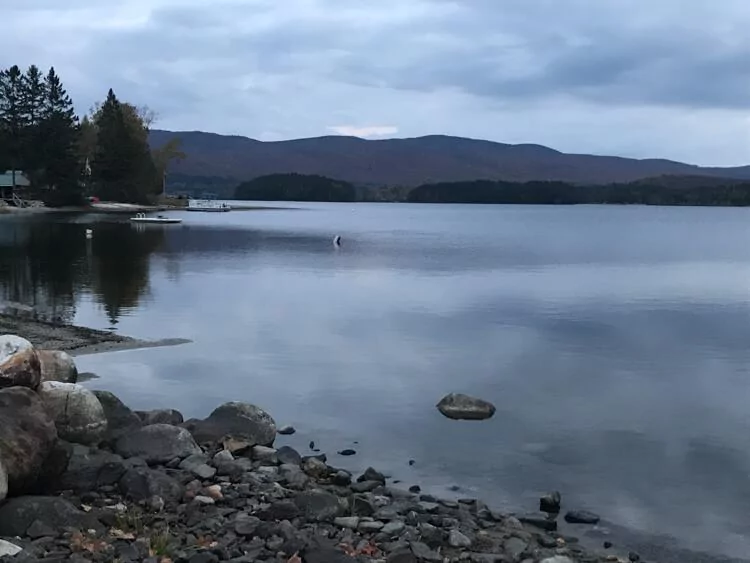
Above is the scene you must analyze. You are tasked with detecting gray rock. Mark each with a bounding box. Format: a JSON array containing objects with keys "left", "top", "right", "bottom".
[
  {"left": 58, "top": 444, "right": 128, "bottom": 491},
  {"left": 294, "top": 489, "right": 346, "bottom": 522},
  {"left": 278, "top": 425, "right": 296, "bottom": 435},
  {"left": 0, "top": 496, "right": 102, "bottom": 536},
  {"left": 213, "top": 449, "right": 234, "bottom": 464},
  {"left": 252, "top": 445, "right": 278, "bottom": 463},
  {"left": 539, "top": 558, "right": 575, "bottom": 563},
  {"left": 234, "top": 514, "right": 261, "bottom": 536},
  {"left": 351, "top": 480, "right": 381, "bottom": 493},
  {"left": 358, "top": 467, "right": 386, "bottom": 483},
  {"left": 136, "top": 408, "right": 184, "bottom": 426},
  {"left": 0, "top": 539, "right": 22, "bottom": 557},
  {"left": 38, "top": 381, "right": 107, "bottom": 445},
  {"left": 352, "top": 495, "right": 376, "bottom": 516},
  {"left": 504, "top": 537, "right": 528, "bottom": 560},
  {"left": 387, "top": 549, "right": 417, "bottom": 563},
  {"left": 37, "top": 350, "right": 78, "bottom": 383},
  {"left": 27, "top": 519, "right": 57, "bottom": 538},
  {"left": 302, "top": 456, "right": 330, "bottom": 478},
  {"left": 276, "top": 445, "right": 302, "bottom": 466},
  {"left": 359, "top": 520, "right": 385, "bottom": 532},
  {"left": 334, "top": 516, "right": 360, "bottom": 530},
  {"left": 448, "top": 529, "right": 472, "bottom": 548},
  {"left": 0, "top": 335, "right": 41, "bottom": 390},
  {"left": 183, "top": 401, "right": 277, "bottom": 446},
  {"left": 0, "top": 386, "right": 57, "bottom": 498},
  {"left": 436, "top": 393, "right": 496, "bottom": 420},
  {"left": 115, "top": 423, "right": 201, "bottom": 464},
  {"left": 193, "top": 495, "right": 215, "bottom": 505},
  {"left": 180, "top": 454, "right": 217, "bottom": 479},
  {"left": 382, "top": 520, "right": 406, "bottom": 535},
  {"left": 332, "top": 470, "right": 352, "bottom": 486},
  {"left": 519, "top": 512, "right": 557, "bottom": 531},
  {"left": 539, "top": 491, "right": 561, "bottom": 513},
  {"left": 119, "top": 467, "right": 184, "bottom": 503},
  {"left": 564, "top": 510, "right": 600, "bottom": 524},
  {"left": 92, "top": 390, "right": 142, "bottom": 443},
  {"left": 302, "top": 537, "right": 357, "bottom": 563},
  {"left": 410, "top": 541, "right": 441, "bottom": 562},
  {"left": 417, "top": 501, "right": 440, "bottom": 514}
]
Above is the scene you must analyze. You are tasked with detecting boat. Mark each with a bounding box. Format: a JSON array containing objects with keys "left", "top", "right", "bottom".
[
  {"left": 186, "top": 199, "right": 232, "bottom": 212},
  {"left": 129, "top": 213, "right": 182, "bottom": 224}
]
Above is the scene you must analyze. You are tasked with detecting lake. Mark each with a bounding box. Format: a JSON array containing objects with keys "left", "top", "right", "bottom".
[{"left": 2, "top": 203, "right": 750, "bottom": 561}]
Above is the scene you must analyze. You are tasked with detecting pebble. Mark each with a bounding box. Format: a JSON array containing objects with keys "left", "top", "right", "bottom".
[
  {"left": 338, "top": 449, "right": 357, "bottom": 456},
  {"left": 564, "top": 510, "right": 601, "bottom": 525},
  {"left": 359, "top": 520, "right": 385, "bottom": 532},
  {"left": 381, "top": 520, "right": 406, "bottom": 535},
  {"left": 334, "top": 516, "right": 361, "bottom": 530},
  {"left": 193, "top": 495, "right": 215, "bottom": 505}
]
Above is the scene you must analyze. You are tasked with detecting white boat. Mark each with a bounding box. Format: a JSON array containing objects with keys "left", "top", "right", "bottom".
[
  {"left": 129, "top": 213, "right": 182, "bottom": 224},
  {"left": 186, "top": 199, "right": 231, "bottom": 212}
]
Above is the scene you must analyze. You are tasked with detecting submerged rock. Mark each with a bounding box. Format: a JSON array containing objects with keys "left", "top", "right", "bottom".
[
  {"left": 183, "top": 401, "right": 277, "bottom": 446},
  {"left": 540, "top": 490, "right": 561, "bottom": 513},
  {"left": 0, "top": 386, "right": 57, "bottom": 498},
  {"left": 38, "top": 381, "right": 107, "bottom": 446},
  {"left": 436, "top": 393, "right": 496, "bottom": 421},
  {"left": 564, "top": 509, "right": 600, "bottom": 524},
  {"left": 0, "top": 335, "right": 41, "bottom": 389},
  {"left": 38, "top": 349, "right": 78, "bottom": 383}
]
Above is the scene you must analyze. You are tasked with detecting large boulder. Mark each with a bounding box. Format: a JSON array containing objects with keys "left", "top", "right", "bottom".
[
  {"left": 37, "top": 349, "right": 78, "bottom": 383},
  {"left": 0, "top": 386, "right": 57, "bottom": 498},
  {"left": 92, "top": 390, "right": 142, "bottom": 444},
  {"left": 119, "top": 466, "right": 184, "bottom": 503},
  {"left": 0, "top": 335, "right": 41, "bottom": 389},
  {"left": 38, "top": 381, "right": 107, "bottom": 445},
  {"left": 58, "top": 444, "right": 128, "bottom": 492},
  {"left": 114, "top": 424, "right": 201, "bottom": 464},
  {"left": 183, "top": 402, "right": 277, "bottom": 446},
  {"left": 436, "top": 393, "right": 496, "bottom": 421},
  {"left": 0, "top": 496, "right": 103, "bottom": 537}
]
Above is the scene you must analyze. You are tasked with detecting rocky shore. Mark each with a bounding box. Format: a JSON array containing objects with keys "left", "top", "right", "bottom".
[
  {"left": 0, "top": 311, "right": 189, "bottom": 356},
  {"left": 0, "top": 334, "right": 641, "bottom": 563}
]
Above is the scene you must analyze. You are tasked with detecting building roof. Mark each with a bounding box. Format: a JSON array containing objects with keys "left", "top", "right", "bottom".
[{"left": 0, "top": 171, "right": 31, "bottom": 188}]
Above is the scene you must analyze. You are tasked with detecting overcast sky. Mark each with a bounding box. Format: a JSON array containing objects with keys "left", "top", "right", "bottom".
[{"left": 3, "top": 0, "right": 750, "bottom": 165}]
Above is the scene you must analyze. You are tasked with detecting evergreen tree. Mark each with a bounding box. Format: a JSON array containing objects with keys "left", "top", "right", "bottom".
[
  {"left": 0, "top": 65, "right": 25, "bottom": 188},
  {"left": 20, "top": 65, "right": 46, "bottom": 180},
  {"left": 38, "top": 67, "right": 81, "bottom": 205}
]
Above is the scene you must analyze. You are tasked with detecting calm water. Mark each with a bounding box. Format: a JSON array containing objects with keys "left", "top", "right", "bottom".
[{"left": 2, "top": 203, "right": 750, "bottom": 560}]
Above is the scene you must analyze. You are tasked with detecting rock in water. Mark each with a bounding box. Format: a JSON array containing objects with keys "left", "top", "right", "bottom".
[
  {"left": 564, "top": 510, "right": 601, "bottom": 524},
  {"left": 92, "top": 390, "right": 142, "bottom": 443},
  {"left": 0, "top": 335, "right": 41, "bottom": 389},
  {"left": 37, "top": 349, "right": 78, "bottom": 383},
  {"left": 436, "top": 393, "right": 496, "bottom": 421},
  {"left": 183, "top": 401, "right": 277, "bottom": 446},
  {"left": 0, "top": 386, "right": 56, "bottom": 497},
  {"left": 115, "top": 423, "right": 201, "bottom": 463},
  {"left": 38, "top": 381, "right": 107, "bottom": 446},
  {"left": 540, "top": 490, "right": 562, "bottom": 513}
]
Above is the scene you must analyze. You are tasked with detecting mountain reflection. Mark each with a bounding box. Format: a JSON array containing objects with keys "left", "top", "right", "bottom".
[{"left": 0, "top": 216, "right": 165, "bottom": 327}]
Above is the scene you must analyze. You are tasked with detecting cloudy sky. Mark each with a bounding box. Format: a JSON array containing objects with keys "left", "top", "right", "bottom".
[{"left": 3, "top": 0, "right": 750, "bottom": 165}]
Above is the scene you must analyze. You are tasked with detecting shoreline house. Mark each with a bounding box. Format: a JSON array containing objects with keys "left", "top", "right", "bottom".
[{"left": 0, "top": 170, "right": 31, "bottom": 203}]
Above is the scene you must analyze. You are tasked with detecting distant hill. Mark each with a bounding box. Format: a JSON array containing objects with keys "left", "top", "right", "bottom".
[{"left": 150, "top": 129, "right": 750, "bottom": 187}]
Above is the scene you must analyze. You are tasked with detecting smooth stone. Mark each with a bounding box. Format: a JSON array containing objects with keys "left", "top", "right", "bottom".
[
  {"left": 180, "top": 454, "right": 217, "bottom": 479},
  {"left": 92, "top": 389, "right": 142, "bottom": 443},
  {"left": 37, "top": 350, "right": 78, "bottom": 383},
  {"left": 0, "top": 496, "right": 103, "bottom": 536},
  {"left": 295, "top": 489, "right": 345, "bottom": 522},
  {"left": 58, "top": 445, "right": 127, "bottom": 491},
  {"left": 358, "top": 467, "right": 386, "bottom": 483},
  {"left": 252, "top": 445, "right": 278, "bottom": 462},
  {"left": 276, "top": 445, "right": 302, "bottom": 466},
  {"left": 234, "top": 515, "right": 261, "bottom": 536},
  {"left": 278, "top": 425, "right": 296, "bottom": 435},
  {"left": 332, "top": 470, "right": 352, "bottom": 486},
  {"left": 118, "top": 467, "right": 184, "bottom": 503},
  {"left": 540, "top": 558, "right": 575, "bottom": 563},
  {"left": 387, "top": 550, "right": 417, "bottom": 563},
  {"left": 519, "top": 512, "right": 558, "bottom": 531},
  {"left": 338, "top": 449, "right": 356, "bottom": 456},
  {"left": 504, "top": 537, "right": 529, "bottom": 560},
  {"left": 38, "top": 381, "right": 108, "bottom": 445},
  {"left": 448, "top": 529, "right": 472, "bottom": 547},
  {"left": 183, "top": 401, "right": 277, "bottom": 447},
  {"left": 0, "top": 335, "right": 41, "bottom": 389},
  {"left": 351, "top": 480, "right": 381, "bottom": 493},
  {"left": 136, "top": 408, "right": 184, "bottom": 426},
  {"left": 115, "top": 424, "right": 201, "bottom": 464},
  {"left": 193, "top": 495, "right": 215, "bottom": 505},
  {"left": 0, "top": 539, "right": 22, "bottom": 557},
  {"left": 436, "top": 393, "right": 496, "bottom": 421},
  {"left": 213, "top": 449, "right": 234, "bottom": 464},
  {"left": 410, "top": 541, "right": 441, "bottom": 562},
  {"left": 564, "top": 510, "right": 600, "bottom": 525},
  {"left": 334, "top": 516, "right": 361, "bottom": 530},
  {"left": 0, "top": 386, "right": 56, "bottom": 497},
  {"left": 417, "top": 501, "right": 440, "bottom": 514},
  {"left": 382, "top": 520, "right": 406, "bottom": 535}
]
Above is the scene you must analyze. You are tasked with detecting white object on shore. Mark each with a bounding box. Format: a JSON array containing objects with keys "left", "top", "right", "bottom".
[
  {"left": 85, "top": 228, "right": 93, "bottom": 239},
  {"left": 186, "top": 199, "right": 231, "bottom": 212},
  {"left": 129, "top": 213, "right": 182, "bottom": 224},
  {"left": 333, "top": 235, "right": 341, "bottom": 247},
  {"left": 0, "top": 539, "right": 22, "bottom": 557}
]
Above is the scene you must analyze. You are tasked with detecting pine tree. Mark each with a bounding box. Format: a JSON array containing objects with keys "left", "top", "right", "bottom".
[
  {"left": 0, "top": 65, "right": 25, "bottom": 189},
  {"left": 20, "top": 65, "right": 46, "bottom": 179},
  {"left": 38, "top": 67, "right": 81, "bottom": 204}
]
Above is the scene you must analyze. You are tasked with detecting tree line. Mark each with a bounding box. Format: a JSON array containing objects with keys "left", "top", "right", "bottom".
[
  {"left": 231, "top": 172, "right": 750, "bottom": 206},
  {"left": 0, "top": 64, "right": 183, "bottom": 206}
]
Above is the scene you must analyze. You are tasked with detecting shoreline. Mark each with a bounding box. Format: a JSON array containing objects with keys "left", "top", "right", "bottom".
[{"left": 0, "top": 313, "right": 190, "bottom": 356}]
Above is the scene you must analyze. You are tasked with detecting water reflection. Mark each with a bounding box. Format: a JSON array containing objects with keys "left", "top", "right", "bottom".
[{"left": 0, "top": 216, "right": 165, "bottom": 327}]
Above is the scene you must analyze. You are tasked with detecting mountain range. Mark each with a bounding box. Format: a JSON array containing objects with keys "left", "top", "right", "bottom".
[{"left": 149, "top": 129, "right": 750, "bottom": 186}]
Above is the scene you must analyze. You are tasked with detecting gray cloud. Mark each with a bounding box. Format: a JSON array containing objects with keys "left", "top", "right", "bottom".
[{"left": 2, "top": 0, "right": 750, "bottom": 164}]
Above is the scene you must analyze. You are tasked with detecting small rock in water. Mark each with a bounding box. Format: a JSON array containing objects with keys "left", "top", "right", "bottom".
[
  {"left": 519, "top": 513, "right": 558, "bottom": 531},
  {"left": 309, "top": 440, "right": 315, "bottom": 450},
  {"left": 409, "top": 485, "right": 421, "bottom": 493},
  {"left": 564, "top": 510, "right": 600, "bottom": 525},
  {"left": 358, "top": 466, "right": 386, "bottom": 484},
  {"left": 603, "top": 541, "right": 613, "bottom": 549},
  {"left": 338, "top": 449, "right": 357, "bottom": 456},
  {"left": 278, "top": 425, "right": 296, "bottom": 435},
  {"left": 628, "top": 552, "right": 641, "bottom": 562},
  {"left": 408, "top": 459, "right": 415, "bottom": 466},
  {"left": 436, "top": 393, "right": 496, "bottom": 421},
  {"left": 540, "top": 490, "right": 562, "bottom": 513}
]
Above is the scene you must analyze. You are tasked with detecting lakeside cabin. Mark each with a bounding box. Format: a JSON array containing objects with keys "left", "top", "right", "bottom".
[{"left": 0, "top": 171, "right": 31, "bottom": 206}]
